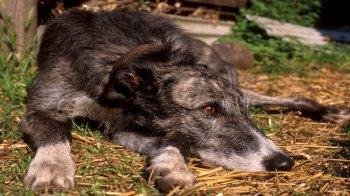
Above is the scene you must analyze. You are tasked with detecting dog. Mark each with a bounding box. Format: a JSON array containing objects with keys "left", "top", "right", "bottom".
[{"left": 20, "top": 10, "right": 350, "bottom": 192}]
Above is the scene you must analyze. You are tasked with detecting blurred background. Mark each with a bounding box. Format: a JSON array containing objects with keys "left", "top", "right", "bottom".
[{"left": 1, "top": 0, "right": 350, "bottom": 73}]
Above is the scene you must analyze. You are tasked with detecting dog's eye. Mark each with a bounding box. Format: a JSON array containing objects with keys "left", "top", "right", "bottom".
[{"left": 202, "top": 105, "right": 217, "bottom": 115}]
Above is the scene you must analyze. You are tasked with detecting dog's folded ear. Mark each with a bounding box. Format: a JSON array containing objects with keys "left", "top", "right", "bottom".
[{"left": 99, "top": 44, "right": 163, "bottom": 107}]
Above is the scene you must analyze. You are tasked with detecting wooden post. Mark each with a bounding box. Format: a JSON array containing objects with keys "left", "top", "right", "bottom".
[{"left": 0, "top": 0, "right": 38, "bottom": 59}]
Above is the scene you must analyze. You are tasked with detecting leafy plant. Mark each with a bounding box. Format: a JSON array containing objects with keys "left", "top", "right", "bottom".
[
  {"left": 222, "top": 16, "right": 350, "bottom": 76},
  {"left": 247, "top": 0, "right": 321, "bottom": 27}
]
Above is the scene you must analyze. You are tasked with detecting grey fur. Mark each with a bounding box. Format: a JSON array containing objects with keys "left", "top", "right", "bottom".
[{"left": 20, "top": 10, "right": 349, "bottom": 193}]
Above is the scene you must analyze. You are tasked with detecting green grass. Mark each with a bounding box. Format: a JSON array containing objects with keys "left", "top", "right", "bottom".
[
  {"left": 0, "top": 15, "right": 36, "bottom": 143},
  {"left": 71, "top": 119, "right": 106, "bottom": 140},
  {"left": 0, "top": 52, "right": 36, "bottom": 143},
  {"left": 0, "top": 150, "right": 35, "bottom": 193},
  {"left": 249, "top": 106, "right": 266, "bottom": 115},
  {"left": 252, "top": 114, "right": 283, "bottom": 136},
  {"left": 342, "top": 125, "right": 350, "bottom": 135},
  {"left": 250, "top": 107, "right": 284, "bottom": 135}
]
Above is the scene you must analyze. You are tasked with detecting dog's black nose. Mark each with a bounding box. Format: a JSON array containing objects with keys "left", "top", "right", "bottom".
[{"left": 264, "top": 153, "right": 294, "bottom": 171}]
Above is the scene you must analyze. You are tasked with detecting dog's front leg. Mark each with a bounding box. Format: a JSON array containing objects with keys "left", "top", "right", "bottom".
[
  {"left": 147, "top": 146, "right": 195, "bottom": 192},
  {"left": 20, "top": 110, "right": 75, "bottom": 191},
  {"left": 111, "top": 131, "right": 195, "bottom": 192}
]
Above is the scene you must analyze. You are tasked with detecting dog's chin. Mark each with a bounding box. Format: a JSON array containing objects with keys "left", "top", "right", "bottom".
[
  {"left": 197, "top": 150, "right": 267, "bottom": 172},
  {"left": 217, "top": 161, "right": 266, "bottom": 172},
  {"left": 224, "top": 164, "right": 266, "bottom": 172}
]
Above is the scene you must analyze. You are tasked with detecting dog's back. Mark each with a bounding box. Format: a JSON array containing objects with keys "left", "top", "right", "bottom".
[{"left": 39, "top": 10, "right": 194, "bottom": 68}]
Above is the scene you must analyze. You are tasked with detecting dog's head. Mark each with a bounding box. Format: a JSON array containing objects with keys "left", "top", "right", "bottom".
[{"left": 100, "top": 43, "right": 294, "bottom": 171}]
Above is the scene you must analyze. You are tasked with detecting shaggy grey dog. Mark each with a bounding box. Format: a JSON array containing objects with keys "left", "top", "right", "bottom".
[{"left": 21, "top": 10, "right": 349, "bottom": 192}]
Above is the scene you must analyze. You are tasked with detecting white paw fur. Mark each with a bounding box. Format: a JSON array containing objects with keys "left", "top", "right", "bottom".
[
  {"left": 148, "top": 146, "right": 195, "bottom": 192},
  {"left": 24, "top": 141, "right": 75, "bottom": 191}
]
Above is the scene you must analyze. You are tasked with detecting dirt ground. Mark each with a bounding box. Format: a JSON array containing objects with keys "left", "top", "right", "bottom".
[{"left": 1, "top": 70, "right": 349, "bottom": 195}]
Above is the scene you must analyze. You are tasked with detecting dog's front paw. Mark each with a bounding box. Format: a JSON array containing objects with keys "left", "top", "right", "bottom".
[
  {"left": 24, "top": 143, "right": 75, "bottom": 191},
  {"left": 24, "top": 157, "right": 75, "bottom": 191},
  {"left": 147, "top": 146, "right": 195, "bottom": 192},
  {"left": 153, "top": 166, "right": 195, "bottom": 193}
]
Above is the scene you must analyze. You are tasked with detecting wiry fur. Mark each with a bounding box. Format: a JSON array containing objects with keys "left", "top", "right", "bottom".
[{"left": 21, "top": 10, "right": 349, "bottom": 192}]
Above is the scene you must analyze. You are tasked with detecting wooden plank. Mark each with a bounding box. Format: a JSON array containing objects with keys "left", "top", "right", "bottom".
[
  {"left": 246, "top": 15, "right": 350, "bottom": 45},
  {"left": 183, "top": 0, "right": 248, "bottom": 8},
  {"left": 165, "top": 14, "right": 234, "bottom": 44}
]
